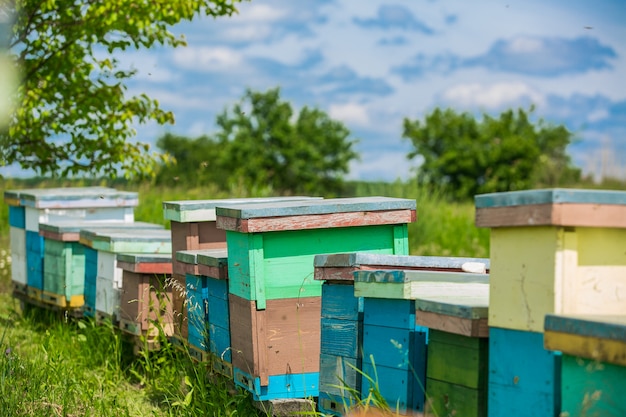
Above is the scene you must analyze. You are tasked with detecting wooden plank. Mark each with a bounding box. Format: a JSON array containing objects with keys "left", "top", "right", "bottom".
[
  {"left": 8, "top": 205, "right": 25, "bottom": 228},
  {"left": 475, "top": 188, "right": 626, "bottom": 208},
  {"left": 416, "top": 310, "right": 489, "bottom": 338},
  {"left": 39, "top": 221, "right": 162, "bottom": 242},
  {"left": 321, "top": 283, "right": 362, "bottom": 321},
  {"left": 26, "top": 206, "right": 135, "bottom": 231},
  {"left": 233, "top": 368, "right": 319, "bottom": 402},
  {"left": 217, "top": 197, "right": 416, "bottom": 219},
  {"left": 354, "top": 270, "right": 489, "bottom": 300},
  {"left": 362, "top": 324, "right": 427, "bottom": 371},
  {"left": 25, "top": 230, "right": 45, "bottom": 290},
  {"left": 361, "top": 362, "right": 424, "bottom": 415},
  {"left": 229, "top": 294, "right": 321, "bottom": 384},
  {"left": 79, "top": 228, "right": 171, "bottom": 253},
  {"left": 476, "top": 203, "right": 626, "bottom": 228},
  {"left": 218, "top": 209, "right": 416, "bottom": 233},
  {"left": 426, "top": 330, "right": 488, "bottom": 389},
  {"left": 488, "top": 327, "right": 561, "bottom": 417},
  {"left": 363, "top": 297, "right": 416, "bottom": 329},
  {"left": 560, "top": 354, "right": 626, "bottom": 417},
  {"left": 415, "top": 295, "right": 489, "bottom": 320},
  {"left": 116, "top": 253, "right": 172, "bottom": 275},
  {"left": 319, "top": 353, "right": 361, "bottom": 397},
  {"left": 5, "top": 186, "right": 138, "bottom": 209},
  {"left": 321, "top": 318, "right": 361, "bottom": 358},
  {"left": 314, "top": 253, "right": 490, "bottom": 282},
  {"left": 425, "top": 378, "right": 485, "bottom": 417},
  {"left": 10, "top": 227, "right": 27, "bottom": 286},
  {"left": 163, "top": 197, "right": 321, "bottom": 222},
  {"left": 169, "top": 273, "right": 188, "bottom": 339},
  {"left": 544, "top": 330, "right": 626, "bottom": 367},
  {"left": 544, "top": 314, "right": 626, "bottom": 341}
]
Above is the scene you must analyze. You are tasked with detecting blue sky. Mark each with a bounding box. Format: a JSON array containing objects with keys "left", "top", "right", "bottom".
[{"left": 6, "top": 0, "right": 626, "bottom": 181}]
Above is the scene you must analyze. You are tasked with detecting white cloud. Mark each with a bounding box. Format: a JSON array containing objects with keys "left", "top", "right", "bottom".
[
  {"left": 234, "top": 4, "right": 286, "bottom": 23},
  {"left": 172, "top": 47, "right": 243, "bottom": 72},
  {"left": 587, "top": 108, "right": 609, "bottom": 122},
  {"left": 441, "top": 82, "right": 546, "bottom": 109},
  {"left": 507, "top": 36, "right": 544, "bottom": 54},
  {"left": 329, "top": 103, "right": 370, "bottom": 127}
]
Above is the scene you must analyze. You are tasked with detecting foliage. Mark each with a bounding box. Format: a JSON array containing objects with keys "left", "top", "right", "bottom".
[
  {"left": 1, "top": 0, "right": 240, "bottom": 178},
  {"left": 403, "top": 108, "right": 581, "bottom": 199},
  {"left": 157, "top": 87, "right": 360, "bottom": 196}
]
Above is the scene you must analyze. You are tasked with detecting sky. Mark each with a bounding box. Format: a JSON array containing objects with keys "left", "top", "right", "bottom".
[{"left": 5, "top": 0, "right": 626, "bottom": 181}]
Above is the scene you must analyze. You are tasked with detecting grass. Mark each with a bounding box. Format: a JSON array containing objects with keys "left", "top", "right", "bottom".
[{"left": 0, "top": 177, "right": 491, "bottom": 416}]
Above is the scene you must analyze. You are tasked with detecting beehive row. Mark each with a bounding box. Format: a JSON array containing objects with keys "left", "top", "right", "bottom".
[{"left": 5, "top": 187, "right": 625, "bottom": 417}]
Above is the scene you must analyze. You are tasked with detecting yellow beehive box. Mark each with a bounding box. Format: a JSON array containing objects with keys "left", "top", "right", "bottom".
[{"left": 475, "top": 188, "right": 626, "bottom": 333}]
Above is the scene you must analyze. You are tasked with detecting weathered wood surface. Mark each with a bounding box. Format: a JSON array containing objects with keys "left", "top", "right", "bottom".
[
  {"left": 118, "top": 271, "right": 173, "bottom": 334},
  {"left": 116, "top": 253, "right": 172, "bottom": 274},
  {"left": 26, "top": 230, "right": 45, "bottom": 290},
  {"left": 233, "top": 367, "right": 319, "bottom": 402},
  {"left": 169, "top": 221, "right": 226, "bottom": 275},
  {"left": 476, "top": 203, "right": 626, "bottom": 228},
  {"left": 79, "top": 228, "right": 171, "bottom": 253},
  {"left": 218, "top": 209, "right": 416, "bottom": 233},
  {"left": 4, "top": 186, "right": 139, "bottom": 208},
  {"left": 427, "top": 330, "right": 488, "bottom": 389},
  {"left": 426, "top": 378, "right": 486, "bottom": 417},
  {"left": 10, "top": 227, "right": 27, "bottom": 286},
  {"left": 488, "top": 327, "right": 561, "bottom": 417},
  {"left": 354, "top": 269, "right": 489, "bottom": 300},
  {"left": 229, "top": 294, "right": 321, "bottom": 386},
  {"left": 475, "top": 188, "right": 626, "bottom": 208},
  {"left": 197, "top": 249, "right": 228, "bottom": 279},
  {"left": 9, "top": 205, "right": 25, "bottom": 228},
  {"left": 26, "top": 206, "right": 135, "bottom": 232},
  {"left": 175, "top": 249, "right": 202, "bottom": 276},
  {"left": 227, "top": 223, "right": 407, "bottom": 308},
  {"left": 43, "top": 239, "right": 85, "bottom": 301},
  {"left": 415, "top": 294, "right": 489, "bottom": 337},
  {"left": 560, "top": 355, "right": 626, "bottom": 417},
  {"left": 39, "top": 220, "right": 162, "bottom": 242},
  {"left": 544, "top": 314, "right": 626, "bottom": 366},
  {"left": 314, "top": 253, "right": 489, "bottom": 281},
  {"left": 163, "top": 196, "right": 321, "bottom": 222},
  {"left": 169, "top": 273, "right": 188, "bottom": 339},
  {"left": 488, "top": 226, "right": 626, "bottom": 333}
]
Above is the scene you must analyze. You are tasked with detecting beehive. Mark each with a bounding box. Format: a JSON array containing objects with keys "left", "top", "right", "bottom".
[
  {"left": 79, "top": 227, "right": 171, "bottom": 321},
  {"left": 162, "top": 197, "right": 320, "bottom": 341},
  {"left": 39, "top": 220, "right": 161, "bottom": 308},
  {"left": 4, "top": 187, "right": 138, "bottom": 299},
  {"left": 216, "top": 197, "right": 416, "bottom": 401},
  {"left": 354, "top": 269, "right": 489, "bottom": 415},
  {"left": 545, "top": 314, "right": 626, "bottom": 417},
  {"left": 117, "top": 253, "right": 173, "bottom": 337},
  {"left": 314, "top": 254, "right": 489, "bottom": 416},
  {"left": 476, "top": 188, "right": 626, "bottom": 417}
]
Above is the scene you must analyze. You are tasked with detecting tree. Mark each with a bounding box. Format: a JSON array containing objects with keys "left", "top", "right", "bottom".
[
  {"left": 155, "top": 132, "right": 228, "bottom": 186},
  {"left": 403, "top": 108, "right": 581, "bottom": 199},
  {"left": 0, "top": 0, "right": 239, "bottom": 178},
  {"left": 211, "top": 87, "right": 359, "bottom": 195}
]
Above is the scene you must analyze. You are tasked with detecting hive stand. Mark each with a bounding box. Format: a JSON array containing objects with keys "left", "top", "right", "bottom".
[
  {"left": 79, "top": 227, "right": 171, "bottom": 323},
  {"left": 313, "top": 253, "right": 489, "bottom": 416},
  {"left": 544, "top": 314, "right": 626, "bottom": 417},
  {"left": 39, "top": 221, "right": 162, "bottom": 309},
  {"left": 354, "top": 269, "right": 489, "bottom": 416},
  {"left": 163, "top": 197, "right": 320, "bottom": 343},
  {"left": 475, "top": 188, "right": 626, "bottom": 417},
  {"left": 117, "top": 253, "right": 174, "bottom": 345},
  {"left": 216, "top": 197, "right": 416, "bottom": 402},
  {"left": 4, "top": 187, "right": 138, "bottom": 301}
]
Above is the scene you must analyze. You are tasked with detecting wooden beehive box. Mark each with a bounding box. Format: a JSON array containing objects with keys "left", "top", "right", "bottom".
[
  {"left": 79, "top": 227, "right": 171, "bottom": 321},
  {"left": 216, "top": 197, "right": 417, "bottom": 401},
  {"left": 117, "top": 253, "right": 173, "bottom": 337},
  {"left": 174, "top": 249, "right": 202, "bottom": 344},
  {"left": 4, "top": 187, "right": 138, "bottom": 301},
  {"left": 314, "top": 254, "right": 489, "bottom": 416},
  {"left": 186, "top": 249, "right": 230, "bottom": 375},
  {"left": 544, "top": 314, "right": 626, "bottom": 417},
  {"left": 162, "top": 197, "right": 320, "bottom": 342},
  {"left": 475, "top": 188, "right": 626, "bottom": 333},
  {"left": 39, "top": 220, "right": 162, "bottom": 308},
  {"left": 354, "top": 269, "right": 490, "bottom": 415},
  {"left": 416, "top": 295, "right": 489, "bottom": 417}
]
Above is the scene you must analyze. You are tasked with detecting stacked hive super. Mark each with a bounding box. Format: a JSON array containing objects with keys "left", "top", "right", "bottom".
[
  {"left": 475, "top": 188, "right": 626, "bottom": 417},
  {"left": 313, "top": 253, "right": 489, "bottom": 416},
  {"left": 353, "top": 266, "right": 490, "bottom": 416},
  {"left": 215, "top": 197, "right": 416, "bottom": 402},
  {"left": 4, "top": 187, "right": 137, "bottom": 305}
]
